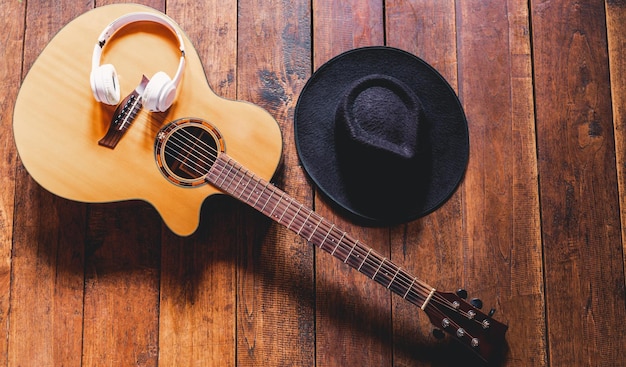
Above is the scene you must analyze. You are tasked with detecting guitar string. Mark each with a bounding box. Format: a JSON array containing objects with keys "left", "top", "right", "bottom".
[
  {"left": 162, "top": 128, "right": 437, "bottom": 300},
  {"left": 205, "top": 150, "right": 488, "bottom": 326},
  {"left": 168, "top": 123, "right": 490, "bottom": 329},
  {"left": 162, "top": 123, "right": 483, "bottom": 323},
  {"left": 163, "top": 128, "right": 432, "bottom": 292},
  {"left": 159, "top": 121, "right": 486, "bottom": 325},
  {"left": 134, "top": 115, "right": 483, "bottom": 324},
  {"left": 211, "top": 156, "right": 483, "bottom": 322}
]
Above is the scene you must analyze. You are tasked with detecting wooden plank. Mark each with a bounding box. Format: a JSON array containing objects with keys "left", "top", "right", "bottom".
[
  {"left": 10, "top": 193, "right": 86, "bottom": 367},
  {"left": 0, "top": 0, "right": 25, "bottom": 362},
  {"left": 157, "top": 1, "right": 238, "bottom": 366},
  {"left": 236, "top": 0, "right": 315, "bottom": 366},
  {"left": 79, "top": 2, "right": 164, "bottom": 367},
  {"left": 455, "top": 1, "right": 546, "bottom": 365},
  {"left": 532, "top": 0, "right": 626, "bottom": 365},
  {"left": 607, "top": 0, "right": 626, "bottom": 295},
  {"left": 386, "top": 0, "right": 459, "bottom": 84},
  {"left": 385, "top": 1, "right": 465, "bottom": 365},
  {"left": 311, "top": 1, "right": 394, "bottom": 366},
  {"left": 82, "top": 203, "right": 162, "bottom": 367},
  {"left": 158, "top": 201, "right": 238, "bottom": 366},
  {"left": 9, "top": 1, "right": 90, "bottom": 365},
  {"left": 388, "top": 1, "right": 545, "bottom": 366}
]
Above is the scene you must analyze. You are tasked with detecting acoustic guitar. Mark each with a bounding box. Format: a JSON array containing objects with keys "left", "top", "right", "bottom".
[{"left": 13, "top": 4, "right": 507, "bottom": 364}]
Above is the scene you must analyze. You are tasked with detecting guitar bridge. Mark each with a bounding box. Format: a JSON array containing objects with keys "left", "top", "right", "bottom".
[{"left": 98, "top": 76, "right": 148, "bottom": 149}]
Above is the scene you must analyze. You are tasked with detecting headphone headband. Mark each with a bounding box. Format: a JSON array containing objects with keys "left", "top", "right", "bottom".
[{"left": 91, "top": 12, "right": 186, "bottom": 87}]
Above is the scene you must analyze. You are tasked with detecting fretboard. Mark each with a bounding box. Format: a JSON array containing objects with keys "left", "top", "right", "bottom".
[{"left": 205, "top": 153, "right": 436, "bottom": 309}]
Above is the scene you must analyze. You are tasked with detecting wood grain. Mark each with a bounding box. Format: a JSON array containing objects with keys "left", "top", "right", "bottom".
[
  {"left": 456, "top": 0, "right": 545, "bottom": 365},
  {"left": 385, "top": 1, "right": 465, "bottom": 365},
  {"left": 387, "top": 2, "right": 545, "bottom": 366},
  {"left": 532, "top": 0, "right": 626, "bottom": 365},
  {"left": 3, "top": 1, "right": 626, "bottom": 366},
  {"left": 9, "top": 1, "right": 90, "bottom": 365},
  {"left": 157, "top": 1, "right": 238, "bottom": 365},
  {"left": 0, "top": 0, "right": 24, "bottom": 361},
  {"left": 607, "top": 0, "right": 626, "bottom": 302},
  {"left": 77, "top": 3, "right": 163, "bottom": 367},
  {"left": 82, "top": 203, "right": 161, "bottom": 367},
  {"left": 236, "top": 0, "right": 315, "bottom": 366},
  {"left": 312, "top": 1, "right": 394, "bottom": 367}
]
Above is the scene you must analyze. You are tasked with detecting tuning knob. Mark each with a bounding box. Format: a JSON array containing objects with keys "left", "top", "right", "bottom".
[
  {"left": 456, "top": 289, "right": 468, "bottom": 299},
  {"left": 432, "top": 328, "right": 445, "bottom": 340},
  {"left": 488, "top": 308, "right": 496, "bottom": 317},
  {"left": 470, "top": 298, "right": 483, "bottom": 309}
]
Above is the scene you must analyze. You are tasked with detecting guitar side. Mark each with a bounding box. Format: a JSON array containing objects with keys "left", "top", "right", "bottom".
[{"left": 12, "top": 4, "right": 283, "bottom": 236}]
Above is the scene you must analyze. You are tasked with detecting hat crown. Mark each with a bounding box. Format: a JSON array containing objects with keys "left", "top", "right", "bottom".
[
  {"left": 336, "top": 75, "right": 422, "bottom": 161},
  {"left": 334, "top": 74, "right": 426, "bottom": 220},
  {"left": 294, "top": 46, "right": 469, "bottom": 224}
]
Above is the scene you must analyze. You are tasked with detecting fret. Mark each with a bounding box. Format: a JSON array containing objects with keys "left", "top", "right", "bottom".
[
  {"left": 344, "top": 240, "right": 358, "bottom": 263},
  {"left": 268, "top": 191, "right": 283, "bottom": 218},
  {"left": 349, "top": 247, "right": 370, "bottom": 270},
  {"left": 319, "top": 224, "right": 335, "bottom": 251},
  {"left": 213, "top": 162, "right": 229, "bottom": 186},
  {"left": 393, "top": 272, "right": 422, "bottom": 302},
  {"left": 228, "top": 170, "right": 241, "bottom": 194},
  {"left": 358, "top": 249, "right": 373, "bottom": 271},
  {"left": 228, "top": 165, "right": 241, "bottom": 191},
  {"left": 297, "top": 210, "right": 313, "bottom": 236},
  {"left": 372, "top": 257, "right": 387, "bottom": 279},
  {"left": 387, "top": 267, "right": 401, "bottom": 289},
  {"left": 331, "top": 232, "right": 346, "bottom": 256},
  {"left": 252, "top": 181, "right": 270, "bottom": 208},
  {"left": 287, "top": 204, "right": 302, "bottom": 230},
  {"left": 240, "top": 170, "right": 259, "bottom": 203},
  {"left": 219, "top": 159, "right": 236, "bottom": 192},
  {"left": 374, "top": 262, "right": 401, "bottom": 290},
  {"left": 307, "top": 214, "right": 322, "bottom": 242},
  {"left": 234, "top": 169, "right": 248, "bottom": 197},
  {"left": 245, "top": 178, "right": 260, "bottom": 203},
  {"left": 403, "top": 277, "right": 417, "bottom": 299},
  {"left": 260, "top": 189, "right": 275, "bottom": 213},
  {"left": 278, "top": 197, "right": 291, "bottom": 223},
  {"left": 207, "top": 157, "right": 225, "bottom": 183},
  {"left": 260, "top": 186, "right": 276, "bottom": 212},
  {"left": 231, "top": 165, "right": 246, "bottom": 198},
  {"left": 269, "top": 188, "right": 284, "bottom": 217},
  {"left": 218, "top": 159, "right": 234, "bottom": 187}
]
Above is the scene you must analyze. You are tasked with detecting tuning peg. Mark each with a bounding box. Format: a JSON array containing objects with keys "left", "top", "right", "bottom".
[
  {"left": 488, "top": 308, "right": 496, "bottom": 317},
  {"left": 470, "top": 298, "right": 483, "bottom": 309},
  {"left": 456, "top": 289, "right": 468, "bottom": 299},
  {"left": 432, "top": 328, "right": 445, "bottom": 340}
]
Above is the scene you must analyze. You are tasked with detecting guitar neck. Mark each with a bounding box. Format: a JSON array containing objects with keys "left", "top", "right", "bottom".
[{"left": 206, "top": 153, "right": 437, "bottom": 309}]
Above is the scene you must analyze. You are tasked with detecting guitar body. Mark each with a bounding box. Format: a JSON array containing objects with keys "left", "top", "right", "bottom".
[{"left": 13, "top": 4, "right": 283, "bottom": 236}]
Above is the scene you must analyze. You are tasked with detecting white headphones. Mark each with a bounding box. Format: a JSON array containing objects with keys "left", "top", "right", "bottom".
[{"left": 90, "top": 12, "right": 186, "bottom": 112}]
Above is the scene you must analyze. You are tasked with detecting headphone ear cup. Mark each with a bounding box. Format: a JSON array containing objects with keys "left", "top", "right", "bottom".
[
  {"left": 142, "top": 71, "right": 177, "bottom": 112},
  {"left": 90, "top": 64, "right": 120, "bottom": 105}
]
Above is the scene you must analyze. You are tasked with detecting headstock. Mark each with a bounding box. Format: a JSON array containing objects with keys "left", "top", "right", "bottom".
[{"left": 423, "top": 290, "right": 508, "bottom": 365}]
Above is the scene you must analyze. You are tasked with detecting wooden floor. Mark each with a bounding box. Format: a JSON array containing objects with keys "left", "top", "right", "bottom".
[{"left": 1, "top": 0, "right": 625, "bottom": 366}]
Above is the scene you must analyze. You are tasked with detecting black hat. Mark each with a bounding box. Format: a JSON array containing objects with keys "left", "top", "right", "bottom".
[{"left": 294, "top": 46, "right": 469, "bottom": 225}]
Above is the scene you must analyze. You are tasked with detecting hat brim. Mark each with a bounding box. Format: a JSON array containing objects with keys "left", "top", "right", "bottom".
[{"left": 294, "top": 46, "right": 469, "bottom": 225}]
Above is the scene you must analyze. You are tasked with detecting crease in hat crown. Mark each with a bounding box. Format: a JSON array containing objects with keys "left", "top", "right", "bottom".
[{"left": 335, "top": 74, "right": 423, "bottom": 163}]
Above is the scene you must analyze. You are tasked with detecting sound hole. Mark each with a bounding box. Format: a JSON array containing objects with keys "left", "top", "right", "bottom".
[{"left": 155, "top": 118, "right": 225, "bottom": 187}]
